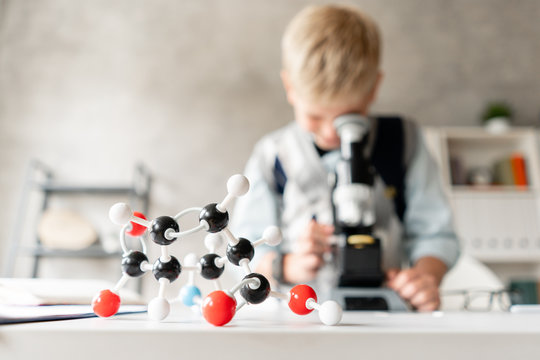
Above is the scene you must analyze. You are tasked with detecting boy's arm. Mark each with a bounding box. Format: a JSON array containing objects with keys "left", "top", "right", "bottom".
[
  {"left": 403, "top": 126, "right": 460, "bottom": 272},
  {"left": 414, "top": 256, "right": 447, "bottom": 285},
  {"left": 387, "top": 256, "right": 447, "bottom": 311},
  {"left": 387, "top": 126, "right": 459, "bottom": 310},
  {"left": 255, "top": 219, "right": 334, "bottom": 285}
]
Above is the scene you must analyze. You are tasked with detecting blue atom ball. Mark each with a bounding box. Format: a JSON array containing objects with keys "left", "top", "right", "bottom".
[{"left": 180, "top": 285, "right": 202, "bottom": 307}]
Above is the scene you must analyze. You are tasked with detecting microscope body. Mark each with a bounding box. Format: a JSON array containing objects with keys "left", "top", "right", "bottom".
[
  {"left": 332, "top": 115, "right": 385, "bottom": 288},
  {"left": 329, "top": 115, "right": 409, "bottom": 311}
]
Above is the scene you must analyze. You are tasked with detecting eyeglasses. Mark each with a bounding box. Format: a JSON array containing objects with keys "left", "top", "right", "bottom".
[{"left": 441, "top": 288, "right": 524, "bottom": 311}]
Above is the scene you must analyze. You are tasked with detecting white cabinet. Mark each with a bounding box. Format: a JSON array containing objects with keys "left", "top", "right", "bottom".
[{"left": 423, "top": 127, "right": 540, "bottom": 263}]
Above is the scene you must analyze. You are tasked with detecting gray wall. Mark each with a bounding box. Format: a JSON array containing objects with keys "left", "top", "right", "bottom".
[{"left": 1, "top": 0, "right": 539, "bottom": 295}]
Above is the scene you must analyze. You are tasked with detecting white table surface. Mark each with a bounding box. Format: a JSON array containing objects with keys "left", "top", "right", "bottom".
[{"left": 1, "top": 300, "right": 539, "bottom": 360}]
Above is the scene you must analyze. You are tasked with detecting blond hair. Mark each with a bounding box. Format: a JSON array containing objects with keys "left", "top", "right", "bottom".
[{"left": 282, "top": 5, "right": 381, "bottom": 105}]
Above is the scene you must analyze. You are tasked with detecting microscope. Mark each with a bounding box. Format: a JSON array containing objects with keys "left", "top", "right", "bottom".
[{"left": 330, "top": 114, "right": 409, "bottom": 311}]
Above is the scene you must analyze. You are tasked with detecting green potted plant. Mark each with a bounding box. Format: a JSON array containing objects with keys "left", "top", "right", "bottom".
[{"left": 481, "top": 101, "right": 513, "bottom": 133}]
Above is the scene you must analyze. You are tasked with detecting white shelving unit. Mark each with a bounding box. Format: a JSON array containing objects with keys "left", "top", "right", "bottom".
[
  {"left": 4, "top": 160, "right": 152, "bottom": 286},
  {"left": 423, "top": 127, "right": 540, "bottom": 264}
]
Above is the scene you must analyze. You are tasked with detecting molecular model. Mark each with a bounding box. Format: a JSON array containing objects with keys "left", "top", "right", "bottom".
[{"left": 91, "top": 174, "right": 343, "bottom": 326}]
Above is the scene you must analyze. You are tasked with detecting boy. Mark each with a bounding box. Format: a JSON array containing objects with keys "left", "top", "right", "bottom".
[{"left": 232, "top": 5, "right": 459, "bottom": 311}]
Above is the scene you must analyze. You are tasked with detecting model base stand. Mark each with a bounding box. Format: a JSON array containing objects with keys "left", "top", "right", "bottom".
[{"left": 92, "top": 174, "right": 342, "bottom": 326}]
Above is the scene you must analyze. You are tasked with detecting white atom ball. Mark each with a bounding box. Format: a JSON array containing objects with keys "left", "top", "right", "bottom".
[
  {"left": 319, "top": 300, "right": 343, "bottom": 326},
  {"left": 263, "top": 226, "right": 282, "bottom": 246},
  {"left": 227, "top": 174, "right": 250, "bottom": 197},
  {"left": 148, "top": 297, "right": 170, "bottom": 321},
  {"left": 109, "top": 203, "right": 132, "bottom": 225},
  {"left": 183, "top": 253, "right": 199, "bottom": 267}
]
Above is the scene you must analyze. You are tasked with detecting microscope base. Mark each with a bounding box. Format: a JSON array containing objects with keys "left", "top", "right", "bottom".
[{"left": 330, "top": 287, "right": 410, "bottom": 311}]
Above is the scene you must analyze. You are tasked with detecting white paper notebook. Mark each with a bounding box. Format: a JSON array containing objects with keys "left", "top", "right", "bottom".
[{"left": 0, "top": 304, "right": 146, "bottom": 324}]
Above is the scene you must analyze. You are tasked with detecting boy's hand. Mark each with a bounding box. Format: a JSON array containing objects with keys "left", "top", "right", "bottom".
[
  {"left": 386, "top": 268, "right": 440, "bottom": 311},
  {"left": 386, "top": 257, "right": 447, "bottom": 312},
  {"left": 283, "top": 219, "right": 334, "bottom": 284}
]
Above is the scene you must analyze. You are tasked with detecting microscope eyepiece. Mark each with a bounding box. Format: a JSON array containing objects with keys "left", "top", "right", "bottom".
[
  {"left": 334, "top": 114, "right": 370, "bottom": 142},
  {"left": 334, "top": 114, "right": 370, "bottom": 159}
]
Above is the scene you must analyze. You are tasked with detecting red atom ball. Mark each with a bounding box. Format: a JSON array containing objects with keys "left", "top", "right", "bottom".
[
  {"left": 289, "top": 284, "right": 317, "bottom": 315},
  {"left": 92, "top": 289, "right": 121, "bottom": 317},
  {"left": 127, "top": 212, "right": 147, "bottom": 237},
  {"left": 202, "top": 290, "right": 237, "bottom": 326}
]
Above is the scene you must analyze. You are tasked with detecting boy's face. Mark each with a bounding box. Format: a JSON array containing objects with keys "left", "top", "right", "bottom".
[
  {"left": 292, "top": 97, "right": 369, "bottom": 151},
  {"left": 281, "top": 70, "right": 382, "bottom": 151}
]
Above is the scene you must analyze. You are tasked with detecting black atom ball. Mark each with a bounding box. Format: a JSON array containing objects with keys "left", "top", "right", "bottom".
[
  {"left": 226, "top": 238, "right": 254, "bottom": 266},
  {"left": 240, "top": 273, "right": 271, "bottom": 304},
  {"left": 199, "top": 203, "right": 229, "bottom": 233},
  {"left": 150, "top": 216, "right": 179, "bottom": 245},
  {"left": 152, "top": 256, "right": 181, "bottom": 282},
  {"left": 121, "top": 251, "right": 148, "bottom": 277},
  {"left": 199, "top": 253, "right": 225, "bottom": 280}
]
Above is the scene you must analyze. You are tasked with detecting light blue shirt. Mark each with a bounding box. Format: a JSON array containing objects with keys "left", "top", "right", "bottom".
[{"left": 231, "top": 121, "right": 460, "bottom": 277}]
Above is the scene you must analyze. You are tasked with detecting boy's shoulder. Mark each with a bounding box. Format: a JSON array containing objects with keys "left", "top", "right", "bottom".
[
  {"left": 253, "top": 122, "right": 307, "bottom": 153},
  {"left": 258, "top": 122, "right": 299, "bottom": 143},
  {"left": 248, "top": 122, "right": 316, "bottom": 179}
]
